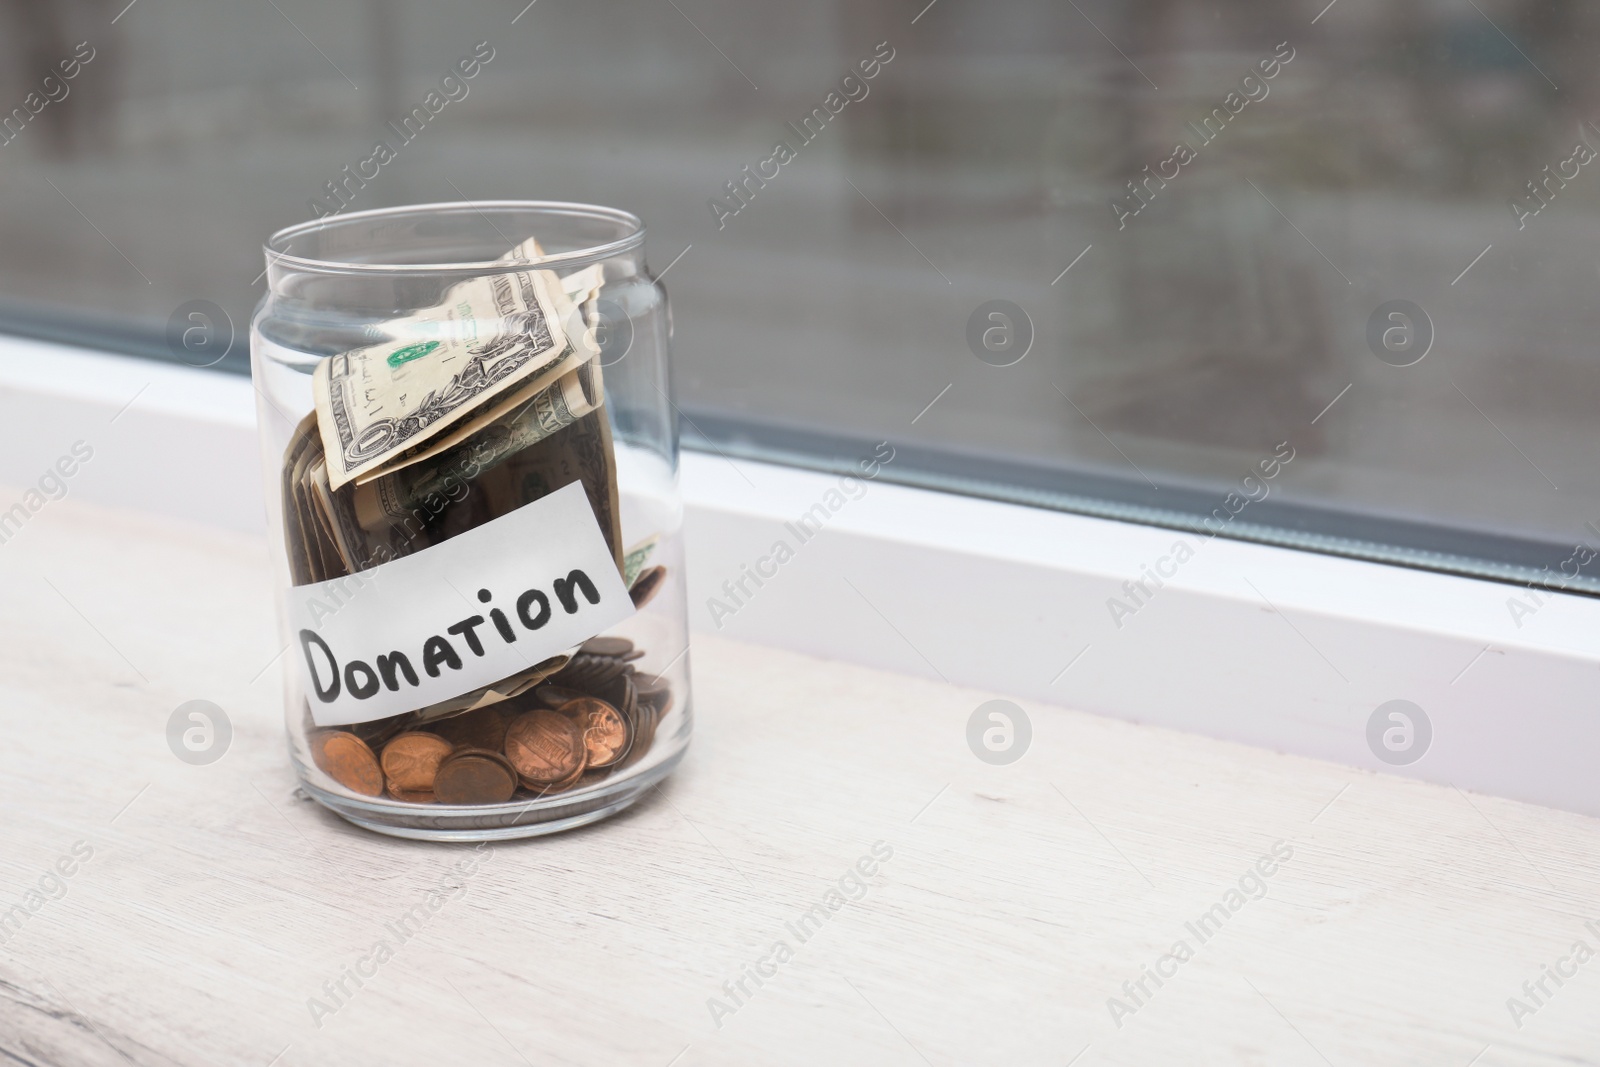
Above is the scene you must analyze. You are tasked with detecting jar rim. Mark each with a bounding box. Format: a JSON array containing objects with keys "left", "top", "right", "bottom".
[{"left": 263, "top": 200, "right": 646, "bottom": 276}]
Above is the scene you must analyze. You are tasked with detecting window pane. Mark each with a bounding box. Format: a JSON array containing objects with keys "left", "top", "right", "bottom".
[{"left": 2, "top": 0, "right": 1595, "bottom": 592}]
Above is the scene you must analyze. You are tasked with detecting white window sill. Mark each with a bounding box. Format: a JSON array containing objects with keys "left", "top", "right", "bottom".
[
  {"left": 3, "top": 333, "right": 1596, "bottom": 816},
  {"left": 5, "top": 508, "right": 1593, "bottom": 1063}
]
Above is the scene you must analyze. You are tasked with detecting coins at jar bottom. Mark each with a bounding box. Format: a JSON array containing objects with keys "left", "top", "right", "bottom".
[
  {"left": 315, "top": 636, "right": 678, "bottom": 805},
  {"left": 636, "top": 676, "right": 674, "bottom": 718},
  {"left": 380, "top": 732, "right": 453, "bottom": 792},
  {"left": 602, "top": 673, "right": 649, "bottom": 771},
  {"left": 310, "top": 730, "right": 384, "bottom": 797},
  {"left": 524, "top": 756, "right": 588, "bottom": 795},
  {"left": 534, "top": 684, "right": 587, "bottom": 710},
  {"left": 574, "top": 767, "right": 613, "bottom": 789},
  {"left": 433, "top": 748, "right": 519, "bottom": 805},
  {"left": 429, "top": 706, "right": 509, "bottom": 753},
  {"left": 551, "top": 653, "right": 631, "bottom": 693},
  {"left": 504, "top": 709, "right": 586, "bottom": 786},
  {"left": 565, "top": 696, "right": 630, "bottom": 769}
]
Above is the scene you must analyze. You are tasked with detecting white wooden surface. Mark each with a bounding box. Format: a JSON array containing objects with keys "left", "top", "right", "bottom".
[{"left": 0, "top": 495, "right": 1598, "bottom": 1067}]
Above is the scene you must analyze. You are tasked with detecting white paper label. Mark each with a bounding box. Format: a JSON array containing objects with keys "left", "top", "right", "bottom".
[{"left": 288, "top": 481, "right": 633, "bottom": 726}]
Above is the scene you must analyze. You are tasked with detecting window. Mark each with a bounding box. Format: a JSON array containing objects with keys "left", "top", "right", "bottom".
[{"left": 2, "top": 0, "right": 1595, "bottom": 594}]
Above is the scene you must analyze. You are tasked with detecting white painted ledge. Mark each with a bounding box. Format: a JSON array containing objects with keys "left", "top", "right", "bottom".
[
  {"left": 3, "top": 336, "right": 1596, "bottom": 816},
  {"left": 0, "top": 335, "right": 263, "bottom": 533}
]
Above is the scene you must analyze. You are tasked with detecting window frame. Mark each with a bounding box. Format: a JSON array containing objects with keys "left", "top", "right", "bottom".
[{"left": 4, "top": 335, "right": 1596, "bottom": 817}]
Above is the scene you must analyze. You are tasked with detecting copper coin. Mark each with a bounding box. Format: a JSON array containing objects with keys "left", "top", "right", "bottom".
[
  {"left": 524, "top": 757, "right": 587, "bottom": 795},
  {"left": 552, "top": 653, "right": 629, "bottom": 691},
  {"left": 504, "top": 709, "right": 586, "bottom": 785},
  {"left": 596, "top": 675, "right": 640, "bottom": 755},
  {"left": 534, "top": 684, "right": 587, "bottom": 710},
  {"left": 433, "top": 748, "right": 518, "bottom": 805},
  {"left": 310, "top": 730, "right": 384, "bottom": 797},
  {"left": 352, "top": 715, "right": 409, "bottom": 751},
  {"left": 612, "top": 674, "right": 639, "bottom": 722},
  {"left": 629, "top": 566, "right": 666, "bottom": 609},
  {"left": 380, "top": 732, "right": 453, "bottom": 792},
  {"left": 581, "top": 635, "right": 634, "bottom": 657},
  {"left": 575, "top": 767, "right": 612, "bottom": 789},
  {"left": 621, "top": 677, "right": 662, "bottom": 770},
  {"left": 430, "top": 707, "right": 509, "bottom": 752},
  {"left": 566, "top": 697, "right": 630, "bottom": 769},
  {"left": 637, "top": 677, "right": 674, "bottom": 718},
  {"left": 387, "top": 785, "right": 436, "bottom": 804}
]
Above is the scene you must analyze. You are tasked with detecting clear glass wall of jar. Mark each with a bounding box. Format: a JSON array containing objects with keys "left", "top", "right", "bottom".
[{"left": 252, "top": 202, "right": 689, "bottom": 840}]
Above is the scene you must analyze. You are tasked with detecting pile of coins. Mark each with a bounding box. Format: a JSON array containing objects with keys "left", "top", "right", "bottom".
[{"left": 307, "top": 636, "right": 673, "bottom": 805}]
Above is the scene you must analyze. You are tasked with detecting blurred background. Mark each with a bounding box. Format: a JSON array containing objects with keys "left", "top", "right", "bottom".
[{"left": 1, "top": 0, "right": 1597, "bottom": 592}]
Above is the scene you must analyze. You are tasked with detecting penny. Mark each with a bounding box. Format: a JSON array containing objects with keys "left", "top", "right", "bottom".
[
  {"left": 310, "top": 730, "right": 384, "bottom": 797},
  {"left": 617, "top": 669, "right": 645, "bottom": 725},
  {"left": 310, "top": 634, "right": 673, "bottom": 807},
  {"left": 552, "top": 653, "right": 630, "bottom": 692},
  {"left": 430, "top": 707, "right": 508, "bottom": 752},
  {"left": 629, "top": 565, "right": 667, "bottom": 609},
  {"left": 352, "top": 716, "right": 409, "bottom": 751},
  {"left": 637, "top": 677, "right": 674, "bottom": 718},
  {"left": 534, "top": 684, "right": 588, "bottom": 710},
  {"left": 575, "top": 767, "right": 612, "bottom": 789},
  {"left": 597, "top": 670, "right": 639, "bottom": 729},
  {"left": 620, "top": 675, "right": 639, "bottom": 722},
  {"left": 620, "top": 676, "right": 661, "bottom": 771},
  {"left": 380, "top": 732, "right": 453, "bottom": 792},
  {"left": 566, "top": 696, "right": 630, "bottom": 769},
  {"left": 525, "top": 757, "right": 587, "bottom": 795},
  {"left": 581, "top": 636, "right": 634, "bottom": 657},
  {"left": 504, "top": 709, "right": 586, "bottom": 785},
  {"left": 433, "top": 748, "right": 518, "bottom": 805}
]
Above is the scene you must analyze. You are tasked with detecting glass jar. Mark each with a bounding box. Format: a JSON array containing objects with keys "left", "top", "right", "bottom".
[{"left": 252, "top": 202, "right": 689, "bottom": 840}]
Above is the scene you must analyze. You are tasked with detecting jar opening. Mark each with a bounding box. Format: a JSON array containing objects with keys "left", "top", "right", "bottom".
[{"left": 264, "top": 200, "right": 646, "bottom": 277}]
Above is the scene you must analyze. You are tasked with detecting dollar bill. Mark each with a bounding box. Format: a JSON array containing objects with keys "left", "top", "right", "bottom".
[
  {"left": 306, "top": 455, "right": 374, "bottom": 570},
  {"left": 485, "top": 402, "right": 624, "bottom": 571},
  {"left": 406, "top": 654, "right": 571, "bottom": 723},
  {"left": 352, "top": 330, "right": 593, "bottom": 485},
  {"left": 281, "top": 413, "right": 321, "bottom": 585},
  {"left": 283, "top": 412, "right": 352, "bottom": 584},
  {"left": 312, "top": 265, "right": 571, "bottom": 490},
  {"left": 344, "top": 259, "right": 599, "bottom": 484},
  {"left": 350, "top": 362, "right": 600, "bottom": 534},
  {"left": 562, "top": 262, "right": 604, "bottom": 306},
  {"left": 622, "top": 534, "right": 659, "bottom": 588}
]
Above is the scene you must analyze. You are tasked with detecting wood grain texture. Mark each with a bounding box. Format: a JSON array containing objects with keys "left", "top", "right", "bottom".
[{"left": 0, "top": 493, "right": 1596, "bottom": 1066}]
